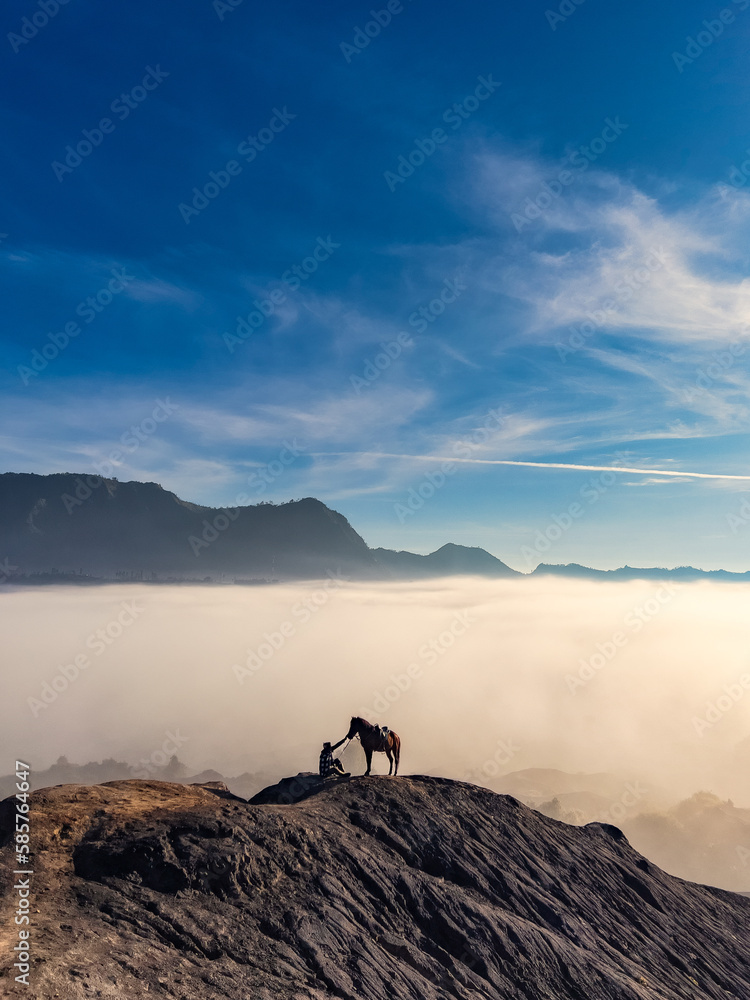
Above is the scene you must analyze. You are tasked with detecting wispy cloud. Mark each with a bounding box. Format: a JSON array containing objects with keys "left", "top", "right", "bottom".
[
  {"left": 314, "top": 452, "right": 750, "bottom": 482},
  {"left": 471, "top": 158, "right": 750, "bottom": 346},
  {"left": 125, "top": 277, "right": 201, "bottom": 309},
  {"left": 179, "top": 384, "right": 433, "bottom": 448}
]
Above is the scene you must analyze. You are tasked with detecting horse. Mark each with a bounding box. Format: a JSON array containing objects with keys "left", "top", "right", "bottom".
[{"left": 344, "top": 716, "right": 400, "bottom": 776}]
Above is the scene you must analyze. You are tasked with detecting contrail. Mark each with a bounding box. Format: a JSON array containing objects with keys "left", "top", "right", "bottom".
[{"left": 311, "top": 452, "right": 750, "bottom": 481}]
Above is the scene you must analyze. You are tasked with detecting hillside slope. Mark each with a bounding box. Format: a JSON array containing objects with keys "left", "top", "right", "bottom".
[
  {"left": 1, "top": 776, "right": 748, "bottom": 998},
  {"left": 0, "top": 472, "right": 376, "bottom": 580},
  {"left": 372, "top": 542, "right": 519, "bottom": 577},
  {"left": 0, "top": 472, "right": 514, "bottom": 582},
  {"left": 4, "top": 472, "right": 750, "bottom": 583}
]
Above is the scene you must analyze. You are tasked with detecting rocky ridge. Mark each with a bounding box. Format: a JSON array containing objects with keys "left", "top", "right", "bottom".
[{"left": 1, "top": 775, "right": 749, "bottom": 998}]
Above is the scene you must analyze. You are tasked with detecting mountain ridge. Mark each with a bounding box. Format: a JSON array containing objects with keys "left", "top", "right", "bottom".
[
  {"left": 1, "top": 775, "right": 749, "bottom": 998},
  {"left": 0, "top": 775, "right": 750, "bottom": 1000},
  {"left": 0, "top": 471, "right": 747, "bottom": 583},
  {"left": 532, "top": 562, "right": 750, "bottom": 582},
  {"left": 0, "top": 472, "right": 519, "bottom": 582}
]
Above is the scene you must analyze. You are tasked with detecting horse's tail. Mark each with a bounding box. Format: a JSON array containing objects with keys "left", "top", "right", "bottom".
[{"left": 393, "top": 733, "right": 401, "bottom": 775}]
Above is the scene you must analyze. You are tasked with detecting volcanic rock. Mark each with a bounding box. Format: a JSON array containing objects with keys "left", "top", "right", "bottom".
[{"left": 1, "top": 775, "right": 748, "bottom": 998}]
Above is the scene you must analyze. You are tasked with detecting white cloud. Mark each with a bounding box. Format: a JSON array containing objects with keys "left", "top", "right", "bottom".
[
  {"left": 179, "top": 382, "right": 433, "bottom": 449},
  {"left": 125, "top": 277, "right": 201, "bottom": 309},
  {"left": 324, "top": 453, "right": 750, "bottom": 482},
  {"left": 473, "top": 158, "right": 750, "bottom": 345}
]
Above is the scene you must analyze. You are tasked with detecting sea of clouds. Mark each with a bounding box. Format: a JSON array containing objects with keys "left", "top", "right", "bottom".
[{"left": 2, "top": 576, "right": 748, "bottom": 807}]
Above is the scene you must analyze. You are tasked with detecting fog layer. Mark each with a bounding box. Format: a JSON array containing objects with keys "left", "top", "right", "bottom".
[{"left": 2, "top": 577, "right": 748, "bottom": 809}]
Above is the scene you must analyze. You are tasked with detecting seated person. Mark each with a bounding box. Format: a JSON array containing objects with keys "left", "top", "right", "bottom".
[{"left": 319, "top": 741, "right": 349, "bottom": 779}]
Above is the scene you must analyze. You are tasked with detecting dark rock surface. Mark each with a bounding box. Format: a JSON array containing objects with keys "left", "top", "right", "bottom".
[
  {"left": 0, "top": 757, "right": 276, "bottom": 802},
  {"left": 249, "top": 770, "right": 352, "bottom": 804},
  {"left": 1, "top": 775, "right": 749, "bottom": 998}
]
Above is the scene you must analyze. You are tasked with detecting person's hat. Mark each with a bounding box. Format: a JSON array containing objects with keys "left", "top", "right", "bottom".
[{"left": 323, "top": 741, "right": 331, "bottom": 748}]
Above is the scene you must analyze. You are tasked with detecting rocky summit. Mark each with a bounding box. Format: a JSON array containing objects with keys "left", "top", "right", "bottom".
[{"left": 1, "top": 775, "right": 749, "bottom": 999}]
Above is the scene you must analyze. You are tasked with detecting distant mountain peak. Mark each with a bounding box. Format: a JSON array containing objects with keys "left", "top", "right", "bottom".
[
  {"left": 372, "top": 542, "right": 518, "bottom": 579},
  {"left": 2, "top": 472, "right": 747, "bottom": 584}
]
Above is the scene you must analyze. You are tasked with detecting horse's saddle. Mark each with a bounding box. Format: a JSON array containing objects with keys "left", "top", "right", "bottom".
[{"left": 377, "top": 726, "right": 390, "bottom": 749}]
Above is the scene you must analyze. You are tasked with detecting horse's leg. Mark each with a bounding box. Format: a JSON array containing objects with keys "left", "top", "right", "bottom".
[
  {"left": 385, "top": 745, "right": 393, "bottom": 776},
  {"left": 394, "top": 735, "right": 400, "bottom": 776},
  {"left": 364, "top": 747, "right": 372, "bottom": 776}
]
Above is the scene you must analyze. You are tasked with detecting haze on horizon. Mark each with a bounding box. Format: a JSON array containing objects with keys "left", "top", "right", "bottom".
[{"left": 3, "top": 577, "right": 749, "bottom": 811}]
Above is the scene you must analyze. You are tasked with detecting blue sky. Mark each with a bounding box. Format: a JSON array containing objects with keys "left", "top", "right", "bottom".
[{"left": 3, "top": 0, "right": 750, "bottom": 570}]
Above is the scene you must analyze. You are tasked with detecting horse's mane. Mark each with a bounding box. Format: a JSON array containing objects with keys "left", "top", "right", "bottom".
[{"left": 351, "top": 716, "right": 374, "bottom": 729}]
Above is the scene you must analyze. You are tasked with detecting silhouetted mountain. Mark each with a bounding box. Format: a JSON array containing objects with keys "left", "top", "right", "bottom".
[
  {"left": 0, "top": 472, "right": 520, "bottom": 583},
  {"left": 492, "top": 767, "right": 644, "bottom": 804},
  {"left": 0, "top": 472, "right": 376, "bottom": 581},
  {"left": 2, "top": 776, "right": 748, "bottom": 998},
  {"left": 2, "top": 473, "right": 748, "bottom": 583},
  {"left": 532, "top": 562, "right": 750, "bottom": 582},
  {"left": 0, "top": 756, "right": 273, "bottom": 803},
  {"left": 372, "top": 542, "right": 519, "bottom": 578},
  {"left": 479, "top": 769, "right": 750, "bottom": 893},
  {"left": 623, "top": 792, "right": 750, "bottom": 894}
]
